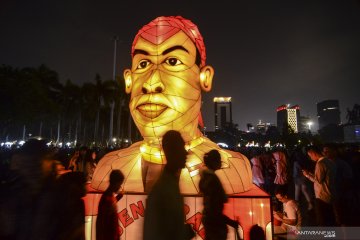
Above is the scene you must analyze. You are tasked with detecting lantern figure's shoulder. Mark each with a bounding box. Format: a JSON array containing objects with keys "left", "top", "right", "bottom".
[
  {"left": 180, "top": 138, "right": 253, "bottom": 194},
  {"left": 217, "top": 148, "right": 253, "bottom": 193},
  {"left": 91, "top": 142, "right": 143, "bottom": 192}
]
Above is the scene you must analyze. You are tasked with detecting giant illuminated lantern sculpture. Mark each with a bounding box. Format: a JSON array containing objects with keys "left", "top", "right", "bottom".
[
  {"left": 91, "top": 16, "right": 252, "bottom": 194},
  {"left": 86, "top": 16, "right": 272, "bottom": 240}
]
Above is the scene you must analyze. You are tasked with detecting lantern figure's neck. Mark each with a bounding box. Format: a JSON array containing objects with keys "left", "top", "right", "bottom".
[{"left": 139, "top": 135, "right": 205, "bottom": 164}]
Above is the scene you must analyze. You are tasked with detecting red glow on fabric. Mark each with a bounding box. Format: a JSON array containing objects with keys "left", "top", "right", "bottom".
[
  {"left": 198, "top": 112, "right": 205, "bottom": 129},
  {"left": 132, "top": 16, "right": 206, "bottom": 67}
]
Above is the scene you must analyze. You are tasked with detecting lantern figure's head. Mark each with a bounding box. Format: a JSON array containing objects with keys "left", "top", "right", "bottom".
[
  {"left": 124, "top": 16, "right": 214, "bottom": 141},
  {"left": 131, "top": 16, "right": 207, "bottom": 68}
]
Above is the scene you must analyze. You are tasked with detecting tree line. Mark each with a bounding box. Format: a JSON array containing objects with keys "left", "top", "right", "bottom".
[{"left": 0, "top": 64, "right": 136, "bottom": 146}]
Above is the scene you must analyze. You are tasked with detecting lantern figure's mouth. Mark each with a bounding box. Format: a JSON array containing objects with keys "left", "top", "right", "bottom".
[{"left": 137, "top": 103, "right": 167, "bottom": 119}]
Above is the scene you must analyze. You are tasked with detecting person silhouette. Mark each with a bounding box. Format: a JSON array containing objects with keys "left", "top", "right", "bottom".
[
  {"left": 96, "top": 169, "right": 124, "bottom": 240},
  {"left": 249, "top": 224, "right": 265, "bottom": 240},
  {"left": 199, "top": 149, "right": 239, "bottom": 240},
  {"left": 143, "top": 130, "right": 189, "bottom": 240}
]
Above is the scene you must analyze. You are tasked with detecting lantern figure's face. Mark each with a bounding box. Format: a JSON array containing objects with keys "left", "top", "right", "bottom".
[{"left": 124, "top": 31, "right": 203, "bottom": 139}]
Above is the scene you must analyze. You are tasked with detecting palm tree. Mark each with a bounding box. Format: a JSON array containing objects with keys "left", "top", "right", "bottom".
[
  {"left": 53, "top": 79, "right": 82, "bottom": 144},
  {"left": 105, "top": 76, "right": 128, "bottom": 145},
  {"left": 81, "top": 74, "right": 119, "bottom": 146},
  {"left": 12, "top": 65, "right": 60, "bottom": 140}
]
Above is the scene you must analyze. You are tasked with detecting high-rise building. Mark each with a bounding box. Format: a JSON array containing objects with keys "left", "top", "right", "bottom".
[
  {"left": 317, "top": 100, "right": 341, "bottom": 129},
  {"left": 256, "top": 120, "right": 272, "bottom": 134},
  {"left": 276, "top": 104, "right": 300, "bottom": 133},
  {"left": 214, "top": 97, "right": 232, "bottom": 130}
]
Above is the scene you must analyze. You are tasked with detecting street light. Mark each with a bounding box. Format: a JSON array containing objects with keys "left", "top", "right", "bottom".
[{"left": 307, "top": 121, "right": 313, "bottom": 131}]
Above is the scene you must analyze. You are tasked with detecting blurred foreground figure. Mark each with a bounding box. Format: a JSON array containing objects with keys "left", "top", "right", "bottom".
[
  {"left": 199, "top": 149, "right": 239, "bottom": 240},
  {"left": 322, "top": 143, "right": 353, "bottom": 226},
  {"left": 250, "top": 150, "right": 264, "bottom": 189},
  {"left": 54, "top": 171, "right": 87, "bottom": 240},
  {"left": 143, "top": 130, "right": 190, "bottom": 240},
  {"left": 291, "top": 149, "right": 313, "bottom": 211},
  {"left": 0, "top": 139, "right": 58, "bottom": 240},
  {"left": 249, "top": 224, "right": 265, "bottom": 240},
  {"left": 96, "top": 170, "right": 124, "bottom": 240},
  {"left": 91, "top": 15, "right": 252, "bottom": 195}
]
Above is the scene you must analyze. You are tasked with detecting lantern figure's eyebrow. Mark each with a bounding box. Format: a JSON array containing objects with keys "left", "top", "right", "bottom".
[
  {"left": 133, "top": 49, "right": 149, "bottom": 56},
  {"left": 161, "top": 46, "right": 189, "bottom": 55},
  {"left": 133, "top": 46, "right": 189, "bottom": 57}
]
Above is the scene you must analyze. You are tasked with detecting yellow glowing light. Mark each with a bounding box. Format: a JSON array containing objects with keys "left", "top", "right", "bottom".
[
  {"left": 189, "top": 169, "right": 199, "bottom": 177},
  {"left": 185, "top": 137, "right": 204, "bottom": 150},
  {"left": 153, "top": 95, "right": 160, "bottom": 102},
  {"left": 185, "top": 156, "right": 202, "bottom": 168},
  {"left": 172, "top": 98, "right": 179, "bottom": 109},
  {"left": 249, "top": 211, "right": 253, "bottom": 216},
  {"left": 126, "top": 76, "right": 131, "bottom": 87},
  {"left": 200, "top": 72, "right": 206, "bottom": 81},
  {"left": 260, "top": 203, "right": 264, "bottom": 208},
  {"left": 154, "top": 151, "right": 161, "bottom": 158},
  {"left": 213, "top": 97, "right": 231, "bottom": 103},
  {"left": 85, "top": 216, "right": 92, "bottom": 240},
  {"left": 139, "top": 143, "right": 164, "bottom": 164}
]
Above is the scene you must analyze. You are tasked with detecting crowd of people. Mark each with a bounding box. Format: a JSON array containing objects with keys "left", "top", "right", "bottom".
[
  {"left": 0, "top": 133, "right": 261, "bottom": 240},
  {"left": 0, "top": 139, "right": 89, "bottom": 240},
  {"left": 0, "top": 138, "right": 125, "bottom": 239},
  {"left": 1, "top": 136, "right": 359, "bottom": 239},
  {"left": 247, "top": 143, "right": 360, "bottom": 238}
]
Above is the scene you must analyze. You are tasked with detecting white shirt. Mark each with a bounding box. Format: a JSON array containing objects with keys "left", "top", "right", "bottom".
[{"left": 283, "top": 200, "right": 301, "bottom": 231}]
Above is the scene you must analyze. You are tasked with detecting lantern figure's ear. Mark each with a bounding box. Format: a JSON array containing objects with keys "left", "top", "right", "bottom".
[
  {"left": 199, "top": 65, "right": 214, "bottom": 92},
  {"left": 124, "top": 69, "right": 132, "bottom": 94}
]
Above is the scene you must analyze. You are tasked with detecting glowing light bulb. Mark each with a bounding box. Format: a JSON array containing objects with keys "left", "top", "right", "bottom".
[
  {"left": 126, "top": 77, "right": 131, "bottom": 87},
  {"left": 154, "top": 151, "right": 161, "bottom": 158},
  {"left": 200, "top": 72, "right": 206, "bottom": 81}
]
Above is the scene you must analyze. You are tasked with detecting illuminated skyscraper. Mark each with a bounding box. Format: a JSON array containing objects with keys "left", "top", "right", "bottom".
[
  {"left": 276, "top": 104, "right": 300, "bottom": 133},
  {"left": 214, "top": 97, "right": 232, "bottom": 130},
  {"left": 317, "top": 100, "right": 341, "bottom": 129}
]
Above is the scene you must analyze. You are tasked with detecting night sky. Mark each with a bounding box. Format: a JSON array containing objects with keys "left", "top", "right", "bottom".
[{"left": 1, "top": 0, "right": 360, "bottom": 132}]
